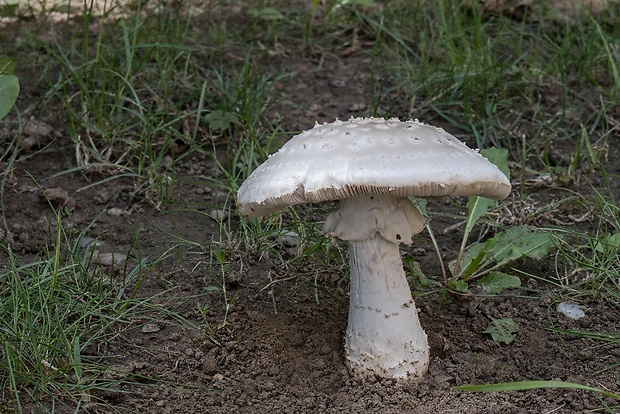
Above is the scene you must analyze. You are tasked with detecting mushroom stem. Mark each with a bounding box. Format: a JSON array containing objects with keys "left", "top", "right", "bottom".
[
  {"left": 323, "top": 194, "right": 430, "bottom": 380},
  {"left": 346, "top": 237, "right": 430, "bottom": 380}
]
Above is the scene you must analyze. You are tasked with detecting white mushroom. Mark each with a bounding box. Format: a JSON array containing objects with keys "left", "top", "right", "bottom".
[{"left": 237, "top": 117, "right": 511, "bottom": 381}]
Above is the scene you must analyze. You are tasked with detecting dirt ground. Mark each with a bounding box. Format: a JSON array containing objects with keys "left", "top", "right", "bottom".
[{"left": 1, "top": 4, "right": 620, "bottom": 414}]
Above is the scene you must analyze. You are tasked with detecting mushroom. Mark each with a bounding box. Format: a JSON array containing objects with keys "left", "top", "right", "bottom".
[{"left": 237, "top": 117, "right": 511, "bottom": 381}]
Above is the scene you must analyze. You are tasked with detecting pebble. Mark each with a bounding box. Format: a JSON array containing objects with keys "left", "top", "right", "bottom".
[
  {"left": 278, "top": 230, "right": 300, "bottom": 247},
  {"left": 94, "top": 252, "right": 128, "bottom": 267},
  {"left": 210, "top": 209, "right": 228, "bottom": 221},
  {"left": 141, "top": 323, "right": 161, "bottom": 333},
  {"left": 107, "top": 207, "right": 126, "bottom": 216}
]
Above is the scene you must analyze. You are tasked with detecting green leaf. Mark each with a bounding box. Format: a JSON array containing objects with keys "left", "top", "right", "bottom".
[
  {"left": 448, "top": 279, "right": 469, "bottom": 293},
  {"left": 476, "top": 272, "right": 521, "bottom": 294},
  {"left": 594, "top": 232, "right": 620, "bottom": 254},
  {"left": 483, "top": 317, "right": 518, "bottom": 344},
  {"left": 465, "top": 196, "right": 496, "bottom": 238},
  {"left": 72, "top": 336, "right": 82, "bottom": 379},
  {"left": 453, "top": 380, "right": 620, "bottom": 400},
  {"left": 203, "top": 110, "right": 239, "bottom": 131},
  {"left": 455, "top": 239, "right": 490, "bottom": 280},
  {"left": 0, "top": 74, "right": 19, "bottom": 120},
  {"left": 452, "top": 147, "right": 510, "bottom": 277},
  {"left": 453, "top": 196, "right": 496, "bottom": 276},
  {"left": 405, "top": 257, "right": 434, "bottom": 287},
  {"left": 490, "top": 226, "right": 557, "bottom": 265},
  {"left": 0, "top": 57, "right": 16, "bottom": 75},
  {"left": 458, "top": 226, "right": 557, "bottom": 281},
  {"left": 480, "top": 147, "right": 510, "bottom": 179}
]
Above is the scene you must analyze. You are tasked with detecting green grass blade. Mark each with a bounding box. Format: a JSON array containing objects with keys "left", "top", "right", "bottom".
[{"left": 454, "top": 381, "right": 620, "bottom": 400}]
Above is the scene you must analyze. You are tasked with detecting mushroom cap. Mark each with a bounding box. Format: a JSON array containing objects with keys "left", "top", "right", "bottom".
[{"left": 237, "top": 117, "right": 511, "bottom": 218}]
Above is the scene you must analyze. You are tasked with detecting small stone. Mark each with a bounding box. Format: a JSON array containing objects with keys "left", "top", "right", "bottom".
[
  {"left": 278, "top": 230, "right": 300, "bottom": 247},
  {"left": 412, "top": 247, "right": 427, "bottom": 256},
  {"left": 141, "top": 323, "right": 161, "bottom": 334},
  {"left": 209, "top": 209, "right": 228, "bottom": 221},
  {"left": 94, "top": 252, "right": 128, "bottom": 267},
  {"left": 162, "top": 155, "right": 173, "bottom": 168},
  {"left": 107, "top": 207, "right": 125, "bottom": 216}
]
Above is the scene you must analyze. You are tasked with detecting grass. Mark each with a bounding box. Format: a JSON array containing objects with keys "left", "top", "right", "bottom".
[
  {"left": 551, "top": 183, "right": 620, "bottom": 300},
  {"left": 0, "top": 212, "right": 197, "bottom": 411},
  {"left": 1, "top": 0, "right": 619, "bottom": 411}
]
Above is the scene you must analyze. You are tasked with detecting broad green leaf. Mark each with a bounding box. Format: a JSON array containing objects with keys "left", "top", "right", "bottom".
[
  {"left": 465, "top": 196, "right": 496, "bottom": 238},
  {"left": 0, "top": 74, "right": 19, "bottom": 120},
  {"left": 454, "top": 380, "right": 620, "bottom": 400},
  {"left": 477, "top": 272, "right": 521, "bottom": 294},
  {"left": 448, "top": 279, "right": 469, "bottom": 293},
  {"left": 483, "top": 317, "right": 518, "bottom": 344},
  {"left": 453, "top": 147, "right": 509, "bottom": 277},
  {"left": 454, "top": 226, "right": 558, "bottom": 283},
  {"left": 480, "top": 147, "right": 510, "bottom": 179},
  {"left": 490, "top": 227, "right": 557, "bottom": 265}
]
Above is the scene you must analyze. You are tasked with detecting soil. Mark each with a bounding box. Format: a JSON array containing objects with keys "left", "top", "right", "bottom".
[{"left": 1, "top": 3, "right": 619, "bottom": 414}]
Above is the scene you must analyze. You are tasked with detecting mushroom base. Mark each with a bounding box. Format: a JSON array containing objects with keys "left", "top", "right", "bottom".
[{"left": 345, "top": 237, "right": 430, "bottom": 381}]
